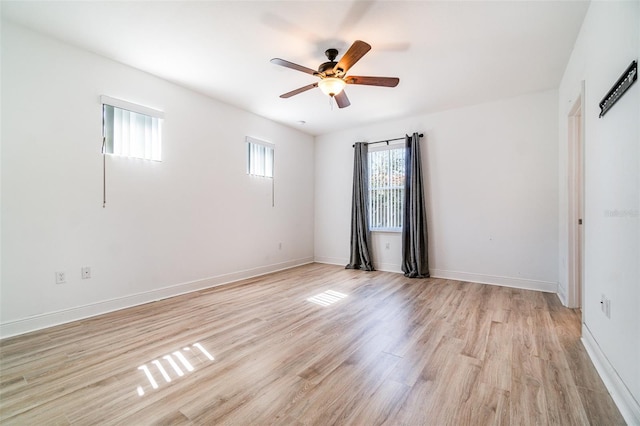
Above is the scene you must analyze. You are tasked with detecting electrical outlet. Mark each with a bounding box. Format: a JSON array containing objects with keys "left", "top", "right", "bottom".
[
  {"left": 278, "top": 242, "right": 282, "bottom": 250},
  {"left": 81, "top": 267, "right": 91, "bottom": 279},
  {"left": 56, "top": 271, "right": 66, "bottom": 284},
  {"left": 385, "top": 243, "right": 390, "bottom": 250}
]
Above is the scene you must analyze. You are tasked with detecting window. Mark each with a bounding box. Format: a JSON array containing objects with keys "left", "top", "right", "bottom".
[
  {"left": 368, "top": 145, "right": 406, "bottom": 231},
  {"left": 101, "top": 95, "right": 163, "bottom": 161},
  {"left": 246, "top": 137, "right": 274, "bottom": 178}
]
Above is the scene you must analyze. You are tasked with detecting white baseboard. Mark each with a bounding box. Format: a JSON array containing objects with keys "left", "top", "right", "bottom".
[
  {"left": 557, "top": 283, "right": 569, "bottom": 306},
  {"left": 582, "top": 325, "right": 640, "bottom": 425},
  {"left": 430, "top": 268, "right": 558, "bottom": 293},
  {"left": 373, "top": 262, "right": 403, "bottom": 274},
  {"left": 314, "top": 256, "right": 348, "bottom": 267},
  {"left": 314, "top": 258, "right": 557, "bottom": 293},
  {"left": 0, "top": 257, "right": 313, "bottom": 339},
  {"left": 314, "top": 256, "right": 402, "bottom": 274}
]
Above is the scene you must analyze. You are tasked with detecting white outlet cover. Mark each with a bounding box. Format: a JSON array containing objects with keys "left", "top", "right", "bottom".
[{"left": 81, "top": 267, "right": 91, "bottom": 279}]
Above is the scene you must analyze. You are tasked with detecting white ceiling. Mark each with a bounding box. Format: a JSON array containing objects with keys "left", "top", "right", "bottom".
[{"left": 2, "top": 1, "right": 589, "bottom": 136}]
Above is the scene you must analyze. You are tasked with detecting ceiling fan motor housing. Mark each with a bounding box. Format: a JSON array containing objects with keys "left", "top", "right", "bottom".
[
  {"left": 318, "top": 61, "right": 339, "bottom": 76},
  {"left": 318, "top": 48, "right": 345, "bottom": 77}
]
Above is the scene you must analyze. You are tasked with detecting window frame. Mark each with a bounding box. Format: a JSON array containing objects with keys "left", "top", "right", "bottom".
[
  {"left": 246, "top": 136, "right": 274, "bottom": 178},
  {"left": 101, "top": 95, "right": 164, "bottom": 162},
  {"left": 368, "top": 142, "right": 406, "bottom": 233}
]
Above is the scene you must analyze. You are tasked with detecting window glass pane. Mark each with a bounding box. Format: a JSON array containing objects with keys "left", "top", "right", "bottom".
[{"left": 103, "top": 104, "right": 115, "bottom": 154}]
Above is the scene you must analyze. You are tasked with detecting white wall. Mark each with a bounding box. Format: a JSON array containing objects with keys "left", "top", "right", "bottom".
[
  {"left": 315, "top": 90, "right": 559, "bottom": 292},
  {"left": 558, "top": 1, "right": 639, "bottom": 421},
  {"left": 0, "top": 22, "right": 315, "bottom": 337}
]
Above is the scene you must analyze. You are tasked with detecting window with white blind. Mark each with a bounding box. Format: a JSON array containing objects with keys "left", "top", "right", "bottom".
[
  {"left": 246, "top": 137, "right": 274, "bottom": 178},
  {"left": 101, "top": 96, "right": 163, "bottom": 161},
  {"left": 368, "top": 145, "right": 406, "bottom": 231}
]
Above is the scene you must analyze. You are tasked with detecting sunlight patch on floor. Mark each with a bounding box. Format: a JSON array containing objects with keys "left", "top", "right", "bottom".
[
  {"left": 136, "top": 342, "right": 214, "bottom": 396},
  {"left": 307, "top": 290, "right": 348, "bottom": 306}
]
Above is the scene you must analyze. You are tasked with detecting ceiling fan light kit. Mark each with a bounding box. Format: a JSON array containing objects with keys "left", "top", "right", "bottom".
[
  {"left": 271, "top": 40, "right": 399, "bottom": 108},
  {"left": 318, "top": 77, "right": 346, "bottom": 97}
]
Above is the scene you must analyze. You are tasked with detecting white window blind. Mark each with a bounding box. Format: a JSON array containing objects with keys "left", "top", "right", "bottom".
[
  {"left": 246, "top": 137, "right": 274, "bottom": 178},
  {"left": 101, "top": 96, "right": 163, "bottom": 162},
  {"left": 368, "top": 146, "right": 406, "bottom": 231}
]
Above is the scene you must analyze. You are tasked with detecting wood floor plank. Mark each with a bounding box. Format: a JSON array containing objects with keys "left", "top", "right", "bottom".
[
  {"left": 344, "top": 378, "right": 410, "bottom": 425},
  {"left": 539, "top": 358, "right": 590, "bottom": 425},
  {"left": 510, "top": 354, "right": 549, "bottom": 425},
  {"left": 0, "top": 263, "right": 625, "bottom": 425},
  {"left": 478, "top": 320, "right": 512, "bottom": 392}
]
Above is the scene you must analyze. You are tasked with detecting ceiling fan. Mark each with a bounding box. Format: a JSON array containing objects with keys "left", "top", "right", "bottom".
[{"left": 270, "top": 40, "right": 399, "bottom": 108}]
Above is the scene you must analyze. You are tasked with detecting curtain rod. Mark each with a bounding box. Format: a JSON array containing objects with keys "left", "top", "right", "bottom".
[{"left": 352, "top": 133, "right": 423, "bottom": 148}]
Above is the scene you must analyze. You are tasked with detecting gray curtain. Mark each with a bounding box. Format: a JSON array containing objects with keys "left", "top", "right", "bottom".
[
  {"left": 346, "top": 142, "right": 375, "bottom": 271},
  {"left": 402, "top": 133, "right": 429, "bottom": 278}
]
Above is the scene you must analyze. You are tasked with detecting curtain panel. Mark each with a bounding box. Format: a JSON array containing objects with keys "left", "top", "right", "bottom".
[
  {"left": 402, "top": 132, "right": 430, "bottom": 278},
  {"left": 346, "top": 142, "right": 375, "bottom": 271}
]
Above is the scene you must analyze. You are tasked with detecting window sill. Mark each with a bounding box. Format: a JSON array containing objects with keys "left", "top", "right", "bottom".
[{"left": 371, "top": 228, "right": 402, "bottom": 233}]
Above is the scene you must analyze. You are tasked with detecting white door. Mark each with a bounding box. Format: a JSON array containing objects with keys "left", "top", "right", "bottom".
[{"left": 567, "top": 90, "right": 585, "bottom": 310}]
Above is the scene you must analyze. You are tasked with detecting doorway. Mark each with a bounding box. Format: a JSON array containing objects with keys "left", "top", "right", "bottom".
[{"left": 567, "top": 87, "right": 585, "bottom": 310}]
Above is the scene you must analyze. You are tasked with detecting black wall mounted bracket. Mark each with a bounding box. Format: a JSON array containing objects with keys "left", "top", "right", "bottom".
[{"left": 599, "top": 60, "right": 637, "bottom": 118}]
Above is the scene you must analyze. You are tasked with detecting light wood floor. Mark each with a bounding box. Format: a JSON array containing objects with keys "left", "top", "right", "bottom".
[{"left": 0, "top": 263, "right": 625, "bottom": 425}]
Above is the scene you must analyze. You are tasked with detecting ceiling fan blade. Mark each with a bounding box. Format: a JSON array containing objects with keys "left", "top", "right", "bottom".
[
  {"left": 270, "top": 58, "right": 318, "bottom": 75},
  {"left": 279, "top": 82, "right": 318, "bottom": 98},
  {"left": 346, "top": 76, "right": 399, "bottom": 87},
  {"left": 334, "top": 40, "right": 371, "bottom": 75},
  {"left": 335, "top": 91, "right": 351, "bottom": 108}
]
